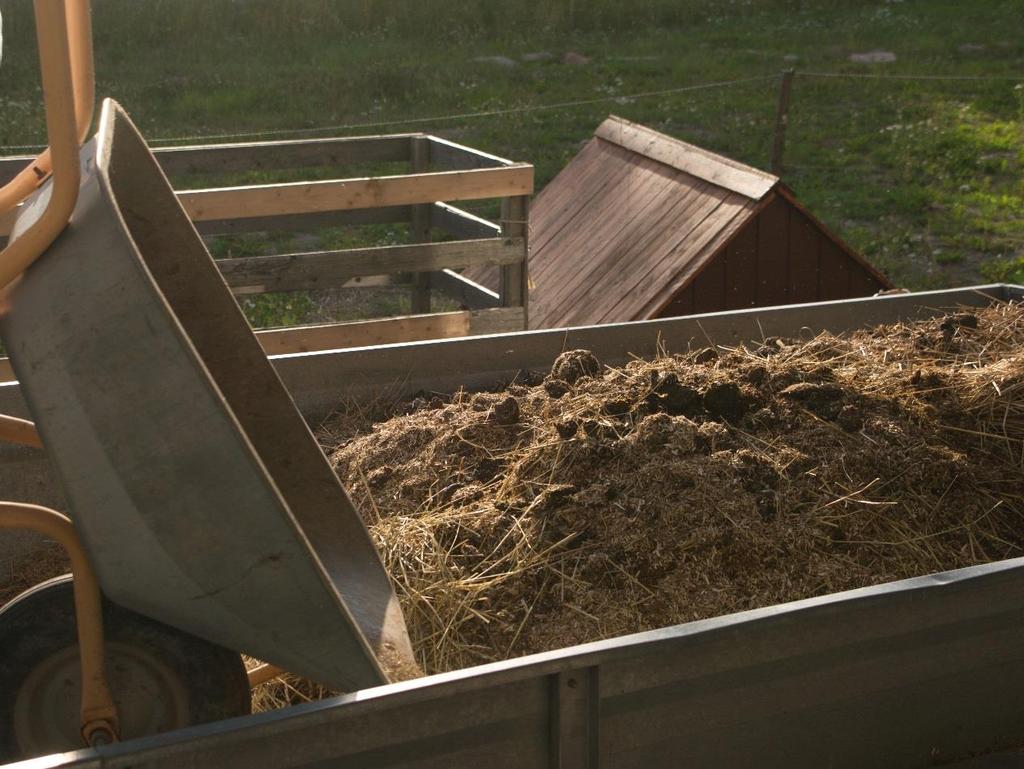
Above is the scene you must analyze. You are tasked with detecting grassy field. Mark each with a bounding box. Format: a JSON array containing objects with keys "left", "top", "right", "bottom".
[{"left": 1, "top": 0, "right": 1022, "bottom": 315}]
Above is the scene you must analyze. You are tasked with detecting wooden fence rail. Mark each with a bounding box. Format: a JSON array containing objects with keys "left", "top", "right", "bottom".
[
  {"left": 0, "top": 307, "right": 525, "bottom": 383},
  {"left": 219, "top": 237, "right": 524, "bottom": 294},
  {"left": 0, "top": 133, "right": 518, "bottom": 184},
  {"left": 178, "top": 165, "right": 533, "bottom": 221},
  {"left": 0, "top": 131, "right": 532, "bottom": 370}
]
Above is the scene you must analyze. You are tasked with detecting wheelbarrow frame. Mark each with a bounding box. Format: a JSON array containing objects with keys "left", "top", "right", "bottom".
[
  {"left": 0, "top": 0, "right": 119, "bottom": 748},
  {"left": 0, "top": 0, "right": 410, "bottom": 751}
]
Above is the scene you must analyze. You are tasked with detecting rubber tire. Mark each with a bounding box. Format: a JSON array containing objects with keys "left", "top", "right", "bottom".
[{"left": 0, "top": 575, "right": 251, "bottom": 762}]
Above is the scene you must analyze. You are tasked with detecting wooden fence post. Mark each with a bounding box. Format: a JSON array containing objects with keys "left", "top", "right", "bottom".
[
  {"left": 410, "top": 136, "right": 432, "bottom": 314},
  {"left": 770, "top": 69, "right": 795, "bottom": 176},
  {"left": 500, "top": 194, "right": 529, "bottom": 329}
]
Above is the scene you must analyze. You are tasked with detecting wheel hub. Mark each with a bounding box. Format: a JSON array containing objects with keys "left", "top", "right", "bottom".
[{"left": 14, "top": 640, "right": 190, "bottom": 756}]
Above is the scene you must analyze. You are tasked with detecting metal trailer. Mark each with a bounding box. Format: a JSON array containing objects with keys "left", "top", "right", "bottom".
[
  {"left": 2, "top": 283, "right": 1022, "bottom": 769},
  {"left": 9, "top": 548, "right": 1024, "bottom": 769},
  {"left": 1, "top": 283, "right": 1020, "bottom": 507},
  {"left": 3, "top": 3, "right": 1023, "bottom": 766}
]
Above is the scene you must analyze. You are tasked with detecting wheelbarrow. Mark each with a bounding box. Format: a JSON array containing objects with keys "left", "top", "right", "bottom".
[{"left": 0, "top": 2, "right": 415, "bottom": 761}]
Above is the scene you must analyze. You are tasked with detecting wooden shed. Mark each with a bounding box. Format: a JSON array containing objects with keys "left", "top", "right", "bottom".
[{"left": 473, "top": 116, "right": 890, "bottom": 329}]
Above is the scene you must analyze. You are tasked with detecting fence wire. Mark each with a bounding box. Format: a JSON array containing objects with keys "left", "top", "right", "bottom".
[{"left": 1, "top": 68, "right": 1021, "bottom": 289}]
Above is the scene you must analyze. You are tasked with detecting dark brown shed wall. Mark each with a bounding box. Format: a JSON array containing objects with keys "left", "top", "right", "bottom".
[{"left": 657, "top": 193, "right": 887, "bottom": 318}]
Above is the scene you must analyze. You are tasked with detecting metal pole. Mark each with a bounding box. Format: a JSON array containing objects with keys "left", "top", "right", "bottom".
[{"left": 770, "top": 69, "right": 795, "bottom": 176}]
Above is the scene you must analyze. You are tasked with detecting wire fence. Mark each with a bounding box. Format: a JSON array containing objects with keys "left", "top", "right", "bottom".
[
  {"left": 2, "top": 68, "right": 1021, "bottom": 288},
  {"left": 2, "top": 69, "right": 1020, "bottom": 152},
  {"left": 776, "top": 72, "right": 1022, "bottom": 287}
]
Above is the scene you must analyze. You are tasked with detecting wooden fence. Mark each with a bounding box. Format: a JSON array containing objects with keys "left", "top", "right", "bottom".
[{"left": 0, "top": 133, "right": 532, "bottom": 381}]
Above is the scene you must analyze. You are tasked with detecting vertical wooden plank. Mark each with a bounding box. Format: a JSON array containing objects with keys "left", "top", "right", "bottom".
[
  {"left": 656, "top": 284, "right": 694, "bottom": 318},
  {"left": 500, "top": 195, "right": 529, "bottom": 328},
  {"left": 848, "top": 263, "right": 884, "bottom": 297},
  {"left": 691, "top": 255, "right": 726, "bottom": 314},
  {"left": 788, "top": 206, "right": 820, "bottom": 303},
  {"left": 410, "top": 137, "right": 432, "bottom": 314},
  {"left": 819, "top": 238, "right": 852, "bottom": 300},
  {"left": 755, "top": 195, "right": 790, "bottom": 306},
  {"left": 724, "top": 218, "right": 758, "bottom": 310}
]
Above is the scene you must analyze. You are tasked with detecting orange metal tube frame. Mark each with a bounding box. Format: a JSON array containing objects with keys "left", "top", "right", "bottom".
[
  {"left": 0, "top": 503, "right": 119, "bottom": 744},
  {"left": 0, "top": 0, "right": 90, "bottom": 291},
  {"left": 0, "top": 0, "right": 93, "bottom": 215},
  {"left": 0, "top": 0, "right": 274, "bottom": 726},
  {"left": 0, "top": 413, "right": 43, "bottom": 448},
  {"left": 0, "top": 0, "right": 116, "bottom": 748}
]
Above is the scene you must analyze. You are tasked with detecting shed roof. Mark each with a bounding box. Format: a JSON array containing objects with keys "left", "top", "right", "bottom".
[
  {"left": 467, "top": 116, "right": 889, "bottom": 329},
  {"left": 526, "top": 115, "right": 781, "bottom": 329}
]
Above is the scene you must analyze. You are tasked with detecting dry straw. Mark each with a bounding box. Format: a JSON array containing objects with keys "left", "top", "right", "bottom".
[
  {"left": 2, "top": 303, "right": 1021, "bottom": 713},
  {"left": 253, "top": 301, "right": 1024, "bottom": 709}
]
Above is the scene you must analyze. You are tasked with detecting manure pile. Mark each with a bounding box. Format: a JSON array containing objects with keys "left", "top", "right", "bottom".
[
  {"left": 2, "top": 303, "right": 1022, "bottom": 712},
  {"left": 256, "top": 301, "right": 1024, "bottom": 708}
]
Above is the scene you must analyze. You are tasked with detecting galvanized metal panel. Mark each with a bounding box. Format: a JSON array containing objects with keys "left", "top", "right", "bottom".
[
  {"left": 0, "top": 285, "right": 1020, "bottom": 579},
  {"left": 22, "top": 558, "right": 1024, "bottom": 768},
  {"left": 271, "top": 284, "right": 1019, "bottom": 419}
]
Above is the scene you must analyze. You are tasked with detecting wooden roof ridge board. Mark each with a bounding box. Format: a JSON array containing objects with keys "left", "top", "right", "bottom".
[
  {"left": 595, "top": 115, "right": 778, "bottom": 201},
  {"left": 774, "top": 184, "right": 893, "bottom": 290}
]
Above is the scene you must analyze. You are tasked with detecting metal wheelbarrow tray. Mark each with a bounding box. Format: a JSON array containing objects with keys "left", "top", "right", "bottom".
[{"left": 0, "top": 99, "right": 413, "bottom": 691}]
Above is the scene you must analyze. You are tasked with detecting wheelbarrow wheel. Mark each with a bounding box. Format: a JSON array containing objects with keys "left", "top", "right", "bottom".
[{"left": 0, "top": 575, "right": 251, "bottom": 762}]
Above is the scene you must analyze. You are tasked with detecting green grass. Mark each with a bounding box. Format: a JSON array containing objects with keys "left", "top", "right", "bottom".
[{"left": 1, "top": 0, "right": 1021, "bottom": 317}]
